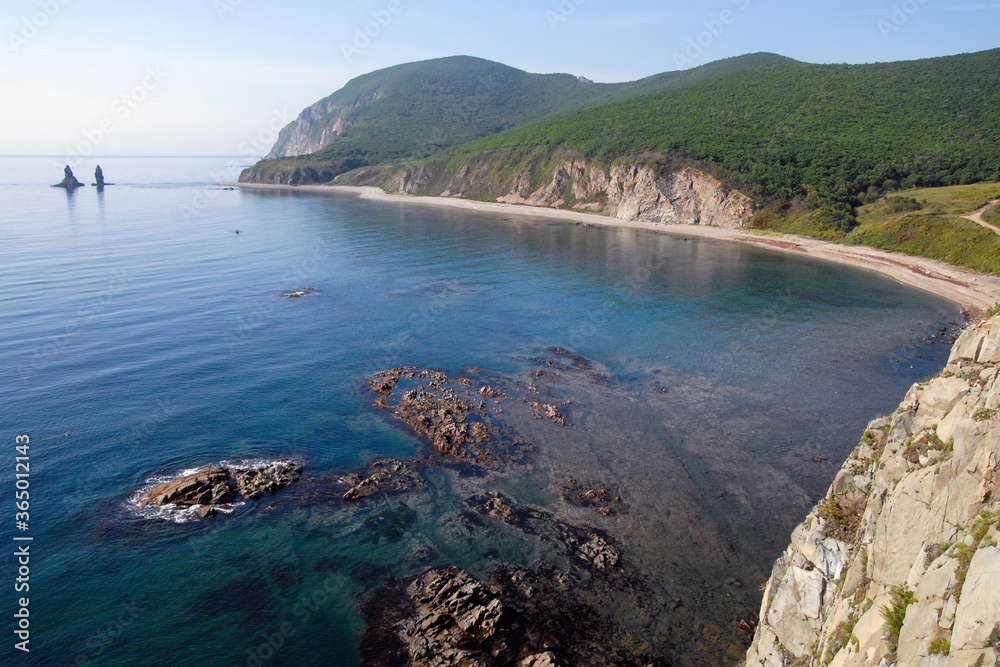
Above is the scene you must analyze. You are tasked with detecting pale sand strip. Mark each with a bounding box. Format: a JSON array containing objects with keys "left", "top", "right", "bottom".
[{"left": 227, "top": 183, "right": 1000, "bottom": 316}]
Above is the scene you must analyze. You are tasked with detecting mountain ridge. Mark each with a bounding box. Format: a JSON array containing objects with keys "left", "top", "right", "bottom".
[{"left": 242, "top": 52, "right": 798, "bottom": 181}]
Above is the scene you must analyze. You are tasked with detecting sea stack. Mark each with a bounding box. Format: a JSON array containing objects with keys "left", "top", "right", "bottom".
[
  {"left": 94, "top": 165, "right": 105, "bottom": 188},
  {"left": 52, "top": 165, "right": 84, "bottom": 189}
]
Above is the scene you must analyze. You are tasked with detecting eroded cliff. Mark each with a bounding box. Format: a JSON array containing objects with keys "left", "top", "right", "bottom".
[
  {"left": 372, "top": 155, "right": 754, "bottom": 229},
  {"left": 745, "top": 316, "right": 1000, "bottom": 667}
]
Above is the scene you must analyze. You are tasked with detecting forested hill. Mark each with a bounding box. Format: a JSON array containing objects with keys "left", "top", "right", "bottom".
[
  {"left": 450, "top": 48, "right": 1000, "bottom": 231},
  {"left": 239, "top": 52, "right": 797, "bottom": 183}
]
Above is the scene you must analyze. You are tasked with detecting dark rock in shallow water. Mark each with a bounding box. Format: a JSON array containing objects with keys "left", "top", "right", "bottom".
[
  {"left": 360, "top": 563, "right": 667, "bottom": 667},
  {"left": 138, "top": 460, "right": 303, "bottom": 512},
  {"left": 231, "top": 460, "right": 304, "bottom": 499},
  {"left": 52, "top": 165, "right": 84, "bottom": 189},
  {"left": 282, "top": 287, "right": 319, "bottom": 298},
  {"left": 94, "top": 165, "right": 105, "bottom": 188},
  {"left": 342, "top": 458, "right": 424, "bottom": 502}
]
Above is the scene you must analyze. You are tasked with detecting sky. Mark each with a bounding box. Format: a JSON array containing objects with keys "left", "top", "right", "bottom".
[{"left": 1, "top": 0, "right": 998, "bottom": 157}]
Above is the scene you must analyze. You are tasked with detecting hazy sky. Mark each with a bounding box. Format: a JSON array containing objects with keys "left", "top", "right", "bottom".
[{"left": 1, "top": 0, "right": 997, "bottom": 157}]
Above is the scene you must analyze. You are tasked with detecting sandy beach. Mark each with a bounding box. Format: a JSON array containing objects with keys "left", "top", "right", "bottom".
[{"left": 230, "top": 182, "right": 1000, "bottom": 316}]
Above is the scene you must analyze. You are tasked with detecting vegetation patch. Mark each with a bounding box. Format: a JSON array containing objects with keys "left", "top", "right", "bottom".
[
  {"left": 974, "top": 407, "right": 999, "bottom": 422},
  {"left": 948, "top": 510, "right": 999, "bottom": 602},
  {"left": 880, "top": 584, "right": 915, "bottom": 650},
  {"left": 825, "top": 612, "right": 861, "bottom": 663},
  {"left": 905, "top": 182, "right": 1000, "bottom": 215},
  {"left": 844, "top": 212, "right": 1000, "bottom": 274},
  {"left": 984, "top": 202, "right": 1000, "bottom": 225},
  {"left": 819, "top": 494, "right": 867, "bottom": 543},
  {"left": 928, "top": 636, "right": 951, "bottom": 655}
]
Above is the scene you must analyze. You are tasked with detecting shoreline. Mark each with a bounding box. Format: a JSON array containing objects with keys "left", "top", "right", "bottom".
[{"left": 226, "top": 182, "right": 1000, "bottom": 316}]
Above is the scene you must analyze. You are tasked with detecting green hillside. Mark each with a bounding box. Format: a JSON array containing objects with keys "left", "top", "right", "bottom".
[
  {"left": 239, "top": 53, "right": 797, "bottom": 184},
  {"left": 451, "top": 48, "right": 1000, "bottom": 232}
]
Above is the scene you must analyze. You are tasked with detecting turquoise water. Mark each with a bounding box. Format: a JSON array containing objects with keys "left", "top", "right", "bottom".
[{"left": 0, "top": 157, "right": 959, "bottom": 665}]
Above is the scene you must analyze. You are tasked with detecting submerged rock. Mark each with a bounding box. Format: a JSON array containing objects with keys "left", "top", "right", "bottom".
[
  {"left": 342, "top": 458, "right": 424, "bottom": 502},
  {"left": 52, "top": 165, "right": 84, "bottom": 189},
  {"left": 361, "top": 562, "right": 665, "bottom": 667},
  {"left": 282, "top": 287, "right": 319, "bottom": 298},
  {"left": 138, "top": 460, "right": 303, "bottom": 512}
]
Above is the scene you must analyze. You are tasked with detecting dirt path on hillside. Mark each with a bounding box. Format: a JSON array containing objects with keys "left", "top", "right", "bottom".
[{"left": 962, "top": 198, "right": 1000, "bottom": 236}]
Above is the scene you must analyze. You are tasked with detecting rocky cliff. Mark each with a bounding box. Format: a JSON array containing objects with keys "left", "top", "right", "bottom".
[
  {"left": 265, "top": 93, "right": 376, "bottom": 159},
  {"left": 378, "top": 157, "right": 755, "bottom": 229},
  {"left": 745, "top": 315, "right": 1000, "bottom": 667}
]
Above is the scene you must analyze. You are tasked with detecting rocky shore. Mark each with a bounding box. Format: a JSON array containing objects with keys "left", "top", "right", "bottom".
[{"left": 745, "top": 315, "right": 1000, "bottom": 666}]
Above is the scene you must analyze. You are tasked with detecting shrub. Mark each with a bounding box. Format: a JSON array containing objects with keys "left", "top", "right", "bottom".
[
  {"left": 819, "top": 496, "right": 867, "bottom": 543},
  {"left": 880, "top": 584, "right": 914, "bottom": 643},
  {"left": 928, "top": 637, "right": 951, "bottom": 655}
]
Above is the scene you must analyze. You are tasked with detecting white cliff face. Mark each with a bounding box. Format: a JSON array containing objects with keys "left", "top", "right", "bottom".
[
  {"left": 391, "top": 158, "right": 754, "bottom": 228},
  {"left": 265, "top": 91, "right": 379, "bottom": 159},
  {"left": 745, "top": 316, "right": 1000, "bottom": 667}
]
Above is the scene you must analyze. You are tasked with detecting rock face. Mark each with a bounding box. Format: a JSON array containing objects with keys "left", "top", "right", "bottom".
[
  {"left": 138, "top": 460, "right": 303, "bottom": 511},
  {"left": 388, "top": 158, "right": 754, "bottom": 229},
  {"left": 745, "top": 315, "right": 1000, "bottom": 667},
  {"left": 140, "top": 467, "right": 233, "bottom": 507},
  {"left": 52, "top": 165, "right": 84, "bottom": 189},
  {"left": 265, "top": 97, "right": 369, "bottom": 159}
]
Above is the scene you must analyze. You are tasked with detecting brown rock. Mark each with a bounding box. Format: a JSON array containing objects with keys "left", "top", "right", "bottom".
[
  {"left": 231, "top": 461, "right": 303, "bottom": 500},
  {"left": 139, "top": 467, "right": 233, "bottom": 507}
]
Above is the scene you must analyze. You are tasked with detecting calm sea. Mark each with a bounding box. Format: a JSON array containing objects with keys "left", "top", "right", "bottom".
[{"left": 0, "top": 157, "right": 959, "bottom": 666}]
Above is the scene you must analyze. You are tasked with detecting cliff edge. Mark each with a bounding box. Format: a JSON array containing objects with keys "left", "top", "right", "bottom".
[
  {"left": 745, "top": 315, "right": 1000, "bottom": 666},
  {"left": 342, "top": 154, "right": 755, "bottom": 229}
]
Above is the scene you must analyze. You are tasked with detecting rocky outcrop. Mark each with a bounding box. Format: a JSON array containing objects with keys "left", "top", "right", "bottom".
[
  {"left": 390, "top": 158, "right": 754, "bottom": 228},
  {"left": 402, "top": 566, "right": 505, "bottom": 664},
  {"left": 361, "top": 560, "right": 665, "bottom": 666},
  {"left": 138, "top": 460, "right": 303, "bottom": 514},
  {"left": 745, "top": 315, "right": 1000, "bottom": 667},
  {"left": 266, "top": 94, "right": 376, "bottom": 159},
  {"left": 341, "top": 458, "right": 424, "bottom": 502},
  {"left": 52, "top": 165, "right": 84, "bottom": 189},
  {"left": 238, "top": 165, "right": 336, "bottom": 185},
  {"left": 367, "top": 367, "right": 496, "bottom": 459}
]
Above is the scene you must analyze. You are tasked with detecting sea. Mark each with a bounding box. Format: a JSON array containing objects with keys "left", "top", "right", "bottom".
[{"left": 0, "top": 156, "right": 960, "bottom": 666}]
